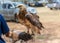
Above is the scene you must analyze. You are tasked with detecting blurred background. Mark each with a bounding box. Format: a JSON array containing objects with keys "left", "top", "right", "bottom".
[{"left": 0, "top": 0, "right": 60, "bottom": 43}]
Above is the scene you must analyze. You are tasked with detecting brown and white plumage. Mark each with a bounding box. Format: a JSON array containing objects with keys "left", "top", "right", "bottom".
[
  {"left": 25, "top": 14, "right": 44, "bottom": 30},
  {"left": 16, "top": 4, "right": 44, "bottom": 35}
]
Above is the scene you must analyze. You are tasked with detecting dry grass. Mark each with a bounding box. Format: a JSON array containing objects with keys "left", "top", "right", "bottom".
[
  {"left": 5, "top": 7, "right": 60, "bottom": 43},
  {"left": 36, "top": 7, "right": 60, "bottom": 39}
]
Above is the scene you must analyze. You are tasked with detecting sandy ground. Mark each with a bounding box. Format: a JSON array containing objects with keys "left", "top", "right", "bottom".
[{"left": 3, "top": 7, "right": 60, "bottom": 43}]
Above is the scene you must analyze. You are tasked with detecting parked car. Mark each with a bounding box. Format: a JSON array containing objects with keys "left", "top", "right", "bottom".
[
  {"left": 36, "top": 0, "right": 48, "bottom": 7},
  {"left": 35, "top": 1, "right": 44, "bottom": 7},
  {"left": 0, "top": 2, "right": 19, "bottom": 22},
  {"left": 46, "top": 2, "right": 60, "bottom": 10},
  {"left": 0, "top": 2, "right": 37, "bottom": 22},
  {"left": 29, "top": 1, "right": 44, "bottom": 7},
  {"left": 28, "top": 2, "right": 35, "bottom": 7},
  {"left": 13, "top": 2, "right": 37, "bottom": 14}
]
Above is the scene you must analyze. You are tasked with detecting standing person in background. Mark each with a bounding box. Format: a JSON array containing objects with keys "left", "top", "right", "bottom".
[{"left": 0, "top": 14, "right": 10, "bottom": 43}]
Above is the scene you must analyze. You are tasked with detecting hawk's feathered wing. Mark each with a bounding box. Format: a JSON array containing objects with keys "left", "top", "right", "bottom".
[{"left": 25, "top": 14, "right": 44, "bottom": 30}]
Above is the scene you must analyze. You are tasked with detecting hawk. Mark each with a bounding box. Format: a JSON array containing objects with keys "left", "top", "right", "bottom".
[{"left": 16, "top": 4, "right": 44, "bottom": 35}]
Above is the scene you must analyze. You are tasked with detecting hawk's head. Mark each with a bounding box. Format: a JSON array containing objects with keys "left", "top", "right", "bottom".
[{"left": 17, "top": 4, "right": 26, "bottom": 11}]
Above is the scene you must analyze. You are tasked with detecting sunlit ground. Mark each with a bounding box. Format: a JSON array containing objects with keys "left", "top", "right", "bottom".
[{"left": 5, "top": 7, "right": 60, "bottom": 43}]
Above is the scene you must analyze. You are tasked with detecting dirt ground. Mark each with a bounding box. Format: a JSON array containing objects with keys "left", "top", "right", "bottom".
[{"left": 4, "top": 7, "right": 60, "bottom": 43}]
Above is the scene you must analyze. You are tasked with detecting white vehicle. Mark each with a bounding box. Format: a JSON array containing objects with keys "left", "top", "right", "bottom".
[
  {"left": 0, "top": 2, "right": 19, "bottom": 22},
  {"left": 46, "top": 2, "right": 60, "bottom": 10},
  {"left": 0, "top": 2, "right": 37, "bottom": 22},
  {"left": 46, "top": 0, "right": 60, "bottom": 10}
]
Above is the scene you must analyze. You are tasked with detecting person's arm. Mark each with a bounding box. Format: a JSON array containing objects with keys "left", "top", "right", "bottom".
[{"left": 0, "top": 15, "right": 10, "bottom": 37}]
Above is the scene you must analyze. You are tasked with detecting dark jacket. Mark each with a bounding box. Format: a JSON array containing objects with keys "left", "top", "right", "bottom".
[{"left": 0, "top": 14, "right": 9, "bottom": 43}]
